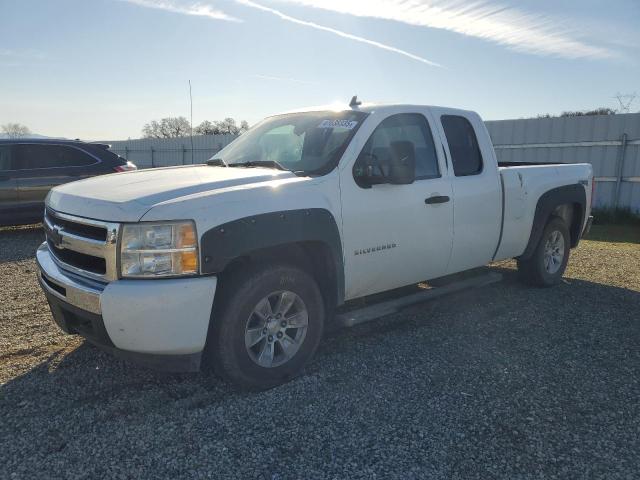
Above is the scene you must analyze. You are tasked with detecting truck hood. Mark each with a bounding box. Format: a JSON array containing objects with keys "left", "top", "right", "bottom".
[{"left": 47, "top": 165, "right": 298, "bottom": 222}]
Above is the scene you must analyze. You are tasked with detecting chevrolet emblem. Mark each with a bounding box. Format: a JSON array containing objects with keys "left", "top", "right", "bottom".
[{"left": 47, "top": 225, "right": 64, "bottom": 249}]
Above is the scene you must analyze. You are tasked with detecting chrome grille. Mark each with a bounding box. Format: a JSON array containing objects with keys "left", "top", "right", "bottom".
[{"left": 44, "top": 209, "right": 120, "bottom": 282}]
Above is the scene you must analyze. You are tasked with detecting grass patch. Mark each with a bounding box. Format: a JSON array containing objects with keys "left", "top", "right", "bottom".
[
  {"left": 592, "top": 207, "right": 640, "bottom": 225},
  {"left": 586, "top": 224, "right": 640, "bottom": 244}
]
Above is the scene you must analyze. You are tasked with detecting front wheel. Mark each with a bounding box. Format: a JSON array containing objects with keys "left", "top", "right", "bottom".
[
  {"left": 517, "top": 216, "right": 570, "bottom": 287},
  {"left": 205, "top": 264, "right": 325, "bottom": 390}
]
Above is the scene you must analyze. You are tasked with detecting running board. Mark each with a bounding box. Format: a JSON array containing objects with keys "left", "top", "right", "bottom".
[{"left": 336, "top": 272, "right": 503, "bottom": 328}]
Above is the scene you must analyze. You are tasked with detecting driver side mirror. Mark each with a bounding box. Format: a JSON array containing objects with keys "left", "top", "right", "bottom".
[{"left": 354, "top": 141, "right": 416, "bottom": 188}]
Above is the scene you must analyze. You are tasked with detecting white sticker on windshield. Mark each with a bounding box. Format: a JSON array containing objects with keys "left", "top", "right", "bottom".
[{"left": 317, "top": 119, "right": 358, "bottom": 130}]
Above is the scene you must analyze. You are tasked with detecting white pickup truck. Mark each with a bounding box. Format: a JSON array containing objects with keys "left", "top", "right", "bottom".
[{"left": 36, "top": 102, "right": 593, "bottom": 389}]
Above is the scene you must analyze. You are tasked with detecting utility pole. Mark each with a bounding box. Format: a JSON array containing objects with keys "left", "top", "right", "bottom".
[
  {"left": 189, "top": 80, "right": 194, "bottom": 164},
  {"left": 613, "top": 92, "right": 637, "bottom": 113}
]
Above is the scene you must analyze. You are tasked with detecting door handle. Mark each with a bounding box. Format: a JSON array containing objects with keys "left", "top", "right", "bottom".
[{"left": 425, "top": 195, "right": 450, "bottom": 205}]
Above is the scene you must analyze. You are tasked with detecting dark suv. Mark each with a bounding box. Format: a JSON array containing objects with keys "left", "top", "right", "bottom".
[{"left": 0, "top": 139, "right": 136, "bottom": 226}]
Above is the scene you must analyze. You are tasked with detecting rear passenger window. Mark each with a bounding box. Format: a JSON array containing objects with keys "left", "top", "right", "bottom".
[
  {"left": 441, "top": 115, "right": 483, "bottom": 176},
  {"left": 0, "top": 146, "right": 10, "bottom": 170},
  {"left": 12, "top": 144, "right": 97, "bottom": 170},
  {"left": 354, "top": 113, "right": 440, "bottom": 185}
]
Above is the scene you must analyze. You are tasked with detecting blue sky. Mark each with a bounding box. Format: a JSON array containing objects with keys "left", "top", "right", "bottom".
[{"left": 1, "top": 0, "right": 638, "bottom": 140}]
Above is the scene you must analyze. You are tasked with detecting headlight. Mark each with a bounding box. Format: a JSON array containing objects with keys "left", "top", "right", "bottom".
[{"left": 120, "top": 221, "right": 198, "bottom": 278}]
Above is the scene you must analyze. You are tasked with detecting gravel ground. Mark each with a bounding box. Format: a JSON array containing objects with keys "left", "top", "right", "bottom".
[{"left": 1, "top": 225, "right": 639, "bottom": 479}]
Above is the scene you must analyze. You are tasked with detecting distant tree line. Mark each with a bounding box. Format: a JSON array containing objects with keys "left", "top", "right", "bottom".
[
  {"left": 1, "top": 122, "right": 31, "bottom": 138},
  {"left": 536, "top": 107, "right": 617, "bottom": 119},
  {"left": 142, "top": 117, "right": 249, "bottom": 139}
]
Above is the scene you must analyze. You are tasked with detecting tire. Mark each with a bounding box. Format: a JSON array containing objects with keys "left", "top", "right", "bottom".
[
  {"left": 517, "top": 216, "right": 570, "bottom": 287},
  {"left": 204, "top": 264, "right": 325, "bottom": 390}
]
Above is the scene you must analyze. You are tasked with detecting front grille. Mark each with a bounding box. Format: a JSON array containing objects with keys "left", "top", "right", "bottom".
[
  {"left": 49, "top": 213, "right": 107, "bottom": 241},
  {"left": 44, "top": 209, "right": 120, "bottom": 282},
  {"left": 48, "top": 240, "right": 107, "bottom": 275}
]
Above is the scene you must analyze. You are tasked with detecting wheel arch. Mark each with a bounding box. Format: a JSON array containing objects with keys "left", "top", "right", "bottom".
[
  {"left": 519, "top": 184, "right": 586, "bottom": 260},
  {"left": 200, "top": 209, "right": 345, "bottom": 307}
]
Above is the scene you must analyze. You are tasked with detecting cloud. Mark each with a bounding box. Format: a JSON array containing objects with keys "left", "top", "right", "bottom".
[
  {"left": 118, "top": 0, "right": 440, "bottom": 66},
  {"left": 274, "top": 0, "right": 616, "bottom": 59},
  {"left": 119, "top": 0, "right": 240, "bottom": 22},
  {"left": 235, "top": 0, "right": 441, "bottom": 67},
  {"left": 0, "top": 49, "right": 46, "bottom": 59}
]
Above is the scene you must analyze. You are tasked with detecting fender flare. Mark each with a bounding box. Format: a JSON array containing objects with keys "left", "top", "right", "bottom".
[
  {"left": 520, "top": 184, "right": 586, "bottom": 260},
  {"left": 199, "top": 208, "right": 344, "bottom": 304}
]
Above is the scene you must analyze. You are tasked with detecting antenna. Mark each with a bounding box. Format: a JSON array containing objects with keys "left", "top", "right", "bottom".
[
  {"left": 349, "top": 95, "right": 362, "bottom": 108},
  {"left": 189, "top": 80, "right": 194, "bottom": 164}
]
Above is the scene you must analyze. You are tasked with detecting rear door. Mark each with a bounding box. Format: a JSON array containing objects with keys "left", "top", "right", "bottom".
[
  {"left": 0, "top": 145, "right": 19, "bottom": 224},
  {"left": 12, "top": 143, "right": 100, "bottom": 219},
  {"left": 430, "top": 110, "right": 501, "bottom": 274}
]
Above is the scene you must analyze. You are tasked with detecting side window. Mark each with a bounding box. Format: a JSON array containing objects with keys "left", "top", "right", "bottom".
[
  {"left": 441, "top": 115, "right": 483, "bottom": 176},
  {"left": 354, "top": 113, "right": 439, "bottom": 187},
  {"left": 0, "top": 146, "right": 10, "bottom": 170},
  {"left": 12, "top": 144, "right": 97, "bottom": 170}
]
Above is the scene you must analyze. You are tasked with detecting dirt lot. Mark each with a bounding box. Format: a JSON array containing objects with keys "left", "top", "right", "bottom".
[{"left": 1, "top": 225, "right": 639, "bottom": 479}]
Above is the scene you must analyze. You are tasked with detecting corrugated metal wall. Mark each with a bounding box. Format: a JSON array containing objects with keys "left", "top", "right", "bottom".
[
  {"left": 107, "top": 134, "right": 237, "bottom": 168},
  {"left": 107, "top": 112, "right": 640, "bottom": 211},
  {"left": 485, "top": 112, "right": 640, "bottom": 211}
]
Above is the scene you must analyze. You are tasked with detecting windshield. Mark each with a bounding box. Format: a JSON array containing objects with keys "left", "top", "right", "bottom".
[{"left": 211, "top": 110, "right": 368, "bottom": 175}]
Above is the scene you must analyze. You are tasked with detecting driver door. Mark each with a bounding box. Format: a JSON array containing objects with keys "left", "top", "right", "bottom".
[{"left": 339, "top": 111, "right": 454, "bottom": 300}]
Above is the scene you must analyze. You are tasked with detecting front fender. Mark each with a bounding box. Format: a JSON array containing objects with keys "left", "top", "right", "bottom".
[{"left": 199, "top": 208, "right": 344, "bottom": 303}]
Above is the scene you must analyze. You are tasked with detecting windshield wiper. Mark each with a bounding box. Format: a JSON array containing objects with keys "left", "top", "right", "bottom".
[
  {"left": 206, "top": 158, "right": 227, "bottom": 167},
  {"left": 227, "top": 160, "right": 287, "bottom": 171}
]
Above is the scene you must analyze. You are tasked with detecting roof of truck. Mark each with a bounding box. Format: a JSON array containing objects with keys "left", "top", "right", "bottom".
[{"left": 278, "top": 102, "right": 476, "bottom": 117}]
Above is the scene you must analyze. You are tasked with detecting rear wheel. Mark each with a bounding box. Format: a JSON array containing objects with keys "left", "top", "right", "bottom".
[
  {"left": 517, "top": 216, "right": 570, "bottom": 287},
  {"left": 205, "top": 264, "right": 325, "bottom": 390}
]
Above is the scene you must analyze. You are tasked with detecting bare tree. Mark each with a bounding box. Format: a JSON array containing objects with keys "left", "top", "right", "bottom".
[
  {"left": 216, "top": 117, "right": 238, "bottom": 135},
  {"left": 142, "top": 117, "right": 191, "bottom": 138},
  {"left": 193, "top": 118, "right": 250, "bottom": 136},
  {"left": 194, "top": 120, "right": 218, "bottom": 136},
  {"left": 2, "top": 122, "right": 31, "bottom": 138}
]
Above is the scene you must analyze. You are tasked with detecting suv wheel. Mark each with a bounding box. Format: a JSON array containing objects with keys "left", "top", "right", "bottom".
[{"left": 205, "top": 264, "right": 325, "bottom": 390}]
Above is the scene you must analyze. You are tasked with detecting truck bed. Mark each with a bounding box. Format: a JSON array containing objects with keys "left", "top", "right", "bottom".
[
  {"left": 498, "top": 161, "right": 567, "bottom": 167},
  {"left": 494, "top": 162, "right": 593, "bottom": 262}
]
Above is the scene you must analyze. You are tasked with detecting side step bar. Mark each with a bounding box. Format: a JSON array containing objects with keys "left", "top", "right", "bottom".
[{"left": 336, "top": 272, "right": 503, "bottom": 328}]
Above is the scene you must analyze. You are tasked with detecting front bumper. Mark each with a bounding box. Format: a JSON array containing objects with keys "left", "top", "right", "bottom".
[{"left": 36, "top": 243, "right": 217, "bottom": 372}]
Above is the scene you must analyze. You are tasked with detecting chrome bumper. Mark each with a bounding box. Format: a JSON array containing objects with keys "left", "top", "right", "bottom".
[{"left": 36, "top": 242, "right": 104, "bottom": 315}]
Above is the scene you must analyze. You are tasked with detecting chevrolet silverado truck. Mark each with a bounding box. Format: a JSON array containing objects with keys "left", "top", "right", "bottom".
[{"left": 36, "top": 102, "right": 594, "bottom": 389}]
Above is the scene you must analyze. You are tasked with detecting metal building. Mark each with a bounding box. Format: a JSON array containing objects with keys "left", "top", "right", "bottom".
[{"left": 485, "top": 112, "right": 640, "bottom": 211}]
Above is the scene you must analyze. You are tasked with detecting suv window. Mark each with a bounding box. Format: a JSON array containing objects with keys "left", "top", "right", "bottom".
[
  {"left": 0, "top": 146, "right": 10, "bottom": 170},
  {"left": 12, "top": 144, "right": 97, "bottom": 170},
  {"left": 441, "top": 115, "right": 483, "bottom": 176},
  {"left": 354, "top": 113, "right": 439, "bottom": 186}
]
